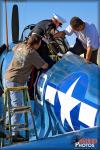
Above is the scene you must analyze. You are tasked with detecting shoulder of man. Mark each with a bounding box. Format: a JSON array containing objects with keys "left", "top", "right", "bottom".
[
  {"left": 85, "top": 21, "right": 98, "bottom": 33},
  {"left": 47, "top": 19, "right": 56, "bottom": 29},
  {"left": 85, "top": 21, "right": 96, "bottom": 29},
  {"left": 13, "top": 42, "right": 26, "bottom": 52}
]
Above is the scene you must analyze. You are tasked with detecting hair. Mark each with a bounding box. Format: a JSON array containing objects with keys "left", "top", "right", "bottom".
[
  {"left": 70, "top": 17, "right": 84, "bottom": 29},
  {"left": 26, "top": 34, "right": 41, "bottom": 47}
]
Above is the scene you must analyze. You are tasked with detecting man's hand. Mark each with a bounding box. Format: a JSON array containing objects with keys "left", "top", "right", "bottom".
[
  {"left": 85, "top": 59, "right": 90, "bottom": 64},
  {"left": 53, "top": 31, "right": 66, "bottom": 38},
  {"left": 42, "top": 63, "right": 48, "bottom": 69}
]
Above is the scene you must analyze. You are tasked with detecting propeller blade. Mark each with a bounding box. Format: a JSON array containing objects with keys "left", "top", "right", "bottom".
[{"left": 12, "top": 4, "right": 19, "bottom": 43}]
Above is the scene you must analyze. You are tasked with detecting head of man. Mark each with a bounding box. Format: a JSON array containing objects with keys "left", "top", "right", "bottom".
[
  {"left": 52, "top": 14, "right": 66, "bottom": 28},
  {"left": 70, "top": 17, "right": 85, "bottom": 32},
  {"left": 27, "top": 34, "right": 41, "bottom": 50},
  {"left": 52, "top": 17, "right": 62, "bottom": 28}
]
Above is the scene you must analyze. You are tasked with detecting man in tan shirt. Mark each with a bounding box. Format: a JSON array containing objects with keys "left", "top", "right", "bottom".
[
  {"left": 5, "top": 34, "right": 48, "bottom": 142},
  {"left": 6, "top": 36, "right": 48, "bottom": 83}
]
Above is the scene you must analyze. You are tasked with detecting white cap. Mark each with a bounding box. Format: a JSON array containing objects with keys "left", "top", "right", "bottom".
[{"left": 52, "top": 13, "right": 66, "bottom": 24}]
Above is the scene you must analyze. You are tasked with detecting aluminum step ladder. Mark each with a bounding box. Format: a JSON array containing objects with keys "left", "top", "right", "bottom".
[{"left": 2, "top": 86, "right": 38, "bottom": 146}]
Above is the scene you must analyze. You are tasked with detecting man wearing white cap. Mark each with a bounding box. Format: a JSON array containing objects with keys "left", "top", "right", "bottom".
[
  {"left": 29, "top": 13, "right": 66, "bottom": 37},
  {"left": 28, "top": 14, "right": 66, "bottom": 68}
]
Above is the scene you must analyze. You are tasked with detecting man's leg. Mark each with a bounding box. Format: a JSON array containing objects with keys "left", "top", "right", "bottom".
[
  {"left": 10, "top": 90, "right": 23, "bottom": 134},
  {"left": 5, "top": 80, "right": 23, "bottom": 136},
  {"left": 69, "top": 38, "right": 86, "bottom": 55}
]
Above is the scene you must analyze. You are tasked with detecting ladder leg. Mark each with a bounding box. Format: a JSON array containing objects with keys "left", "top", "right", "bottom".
[
  {"left": 29, "top": 109, "right": 38, "bottom": 140},
  {"left": 0, "top": 120, "right": 5, "bottom": 147},
  {"left": 23, "top": 90, "right": 29, "bottom": 140},
  {"left": 24, "top": 112, "right": 29, "bottom": 140},
  {"left": 1, "top": 91, "right": 7, "bottom": 147},
  {"left": 1, "top": 90, "right": 8, "bottom": 147},
  {"left": 26, "top": 90, "right": 38, "bottom": 140},
  {"left": 7, "top": 91, "right": 12, "bottom": 144}
]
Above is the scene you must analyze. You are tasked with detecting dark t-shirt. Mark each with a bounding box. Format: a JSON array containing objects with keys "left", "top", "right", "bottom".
[
  {"left": 30, "top": 19, "right": 56, "bottom": 37},
  {"left": 6, "top": 43, "right": 46, "bottom": 84}
]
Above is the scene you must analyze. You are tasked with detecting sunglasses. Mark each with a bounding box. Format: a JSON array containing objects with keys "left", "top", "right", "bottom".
[{"left": 59, "top": 22, "right": 62, "bottom": 26}]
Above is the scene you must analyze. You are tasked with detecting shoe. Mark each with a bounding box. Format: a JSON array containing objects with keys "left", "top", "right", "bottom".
[
  {"left": 0, "top": 132, "right": 6, "bottom": 138},
  {"left": 12, "top": 134, "right": 29, "bottom": 143}
]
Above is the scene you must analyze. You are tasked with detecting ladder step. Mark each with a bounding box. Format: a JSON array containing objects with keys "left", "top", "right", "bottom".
[
  {"left": 5, "top": 123, "right": 27, "bottom": 129},
  {"left": 9, "top": 106, "right": 31, "bottom": 113},
  {"left": 5, "top": 86, "right": 28, "bottom": 92},
  {"left": 13, "top": 140, "right": 29, "bottom": 144},
  {"left": 13, "top": 127, "right": 29, "bottom": 131}
]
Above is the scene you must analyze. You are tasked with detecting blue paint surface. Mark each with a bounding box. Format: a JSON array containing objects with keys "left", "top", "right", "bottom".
[{"left": 2, "top": 127, "right": 100, "bottom": 150}]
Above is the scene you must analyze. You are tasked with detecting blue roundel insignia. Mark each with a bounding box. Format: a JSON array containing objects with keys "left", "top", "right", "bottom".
[{"left": 45, "top": 72, "right": 98, "bottom": 131}]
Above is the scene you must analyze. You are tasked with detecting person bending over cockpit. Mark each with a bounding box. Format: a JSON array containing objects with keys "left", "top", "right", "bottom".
[
  {"left": 55, "top": 17, "right": 99, "bottom": 64},
  {"left": 29, "top": 14, "right": 66, "bottom": 68}
]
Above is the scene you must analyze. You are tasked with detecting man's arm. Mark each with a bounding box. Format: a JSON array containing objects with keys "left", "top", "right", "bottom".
[
  {"left": 31, "top": 50, "right": 48, "bottom": 70},
  {"left": 53, "top": 25, "right": 74, "bottom": 38},
  {"left": 85, "top": 34, "right": 93, "bottom": 63},
  {"left": 53, "top": 31, "right": 66, "bottom": 38},
  {"left": 50, "top": 28, "right": 55, "bottom": 35},
  {"left": 64, "top": 25, "right": 74, "bottom": 36},
  {"left": 85, "top": 46, "right": 92, "bottom": 63},
  {"left": 41, "top": 63, "right": 48, "bottom": 69}
]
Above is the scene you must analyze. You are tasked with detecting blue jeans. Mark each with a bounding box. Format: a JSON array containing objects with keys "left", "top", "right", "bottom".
[{"left": 5, "top": 80, "right": 24, "bottom": 135}]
